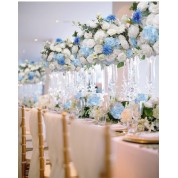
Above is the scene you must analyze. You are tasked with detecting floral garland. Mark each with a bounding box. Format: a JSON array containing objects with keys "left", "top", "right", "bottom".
[
  {"left": 18, "top": 60, "right": 46, "bottom": 84},
  {"left": 41, "top": 38, "right": 82, "bottom": 72},
  {"left": 73, "top": 14, "right": 134, "bottom": 68},
  {"left": 126, "top": 1, "right": 159, "bottom": 59}
]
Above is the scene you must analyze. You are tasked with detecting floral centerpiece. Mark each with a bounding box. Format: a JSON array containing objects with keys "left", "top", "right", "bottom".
[
  {"left": 18, "top": 60, "right": 46, "bottom": 84},
  {"left": 138, "top": 96, "right": 159, "bottom": 132},
  {"left": 18, "top": 96, "right": 38, "bottom": 108},
  {"left": 126, "top": 1, "right": 159, "bottom": 59},
  {"left": 41, "top": 38, "right": 82, "bottom": 72},
  {"left": 73, "top": 14, "right": 135, "bottom": 68}
]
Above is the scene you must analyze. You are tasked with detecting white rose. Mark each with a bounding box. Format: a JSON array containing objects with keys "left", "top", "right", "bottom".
[
  {"left": 121, "top": 14, "right": 128, "bottom": 23},
  {"left": 54, "top": 45, "right": 62, "bottom": 52},
  {"left": 94, "top": 30, "right": 106, "bottom": 41},
  {"left": 24, "top": 68, "right": 30, "bottom": 74},
  {"left": 87, "top": 55, "right": 94, "bottom": 63},
  {"left": 86, "top": 39, "right": 96, "bottom": 48},
  {"left": 107, "top": 29, "right": 117, "bottom": 36},
  {"left": 149, "top": 2, "right": 159, "bottom": 14},
  {"left": 72, "top": 45, "right": 78, "bottom": 53},
  {"left": 128, "top": 25, "right": 139, "bottom": 38},
  {"left": 35, "top": 71, "right": 40, "bottom": 77},
  {"left": 106, "top": 54, "right": 116, "bottom": 62},
  {"left": 59, "top": 43, "right": 66, "bottom": 49},
  {"left": 117, "top": 52, "right": 126, "bottom": 62},
  {"left": 137, "top": 2, "right": 149, "bottom": 11},
  {"left": 141, "top": 44, "right": 153, "bottom": 57},
  {"left": 109, "top": 24, "right": 118, "bottom": 31},
  {"left": 84, "top": 32, "right": 92, "bottom": 39},
  {"left": 68, "top": 43, "right": 73, "bottom": 47},
  {"left": 144, "top": 101, "right": 153, "bottom": 108},
  {"left": 150, "top": 97, "right": 159, "bottom": 105},
  {"left": 65, "top": 58, "right": 71, "bottom": 65},
  {"left": 117, "top": 24, "right": 126, "bottom": 34},
  {"left": 78, "top": 31, "right": 84, "bottom": 37},
  {"left": 70, "top": 55, "right": 75, "bottom": 60},
  {"left": 153, "top": 14, "right": 159, "bottom": 29},
  {"left": 47, "top": 52, "right": 54, "bottom": 61},
  {"left": 153, "top": 40, "right": 159, "bottom": 55},
  {"left": 146, "top": 14, "right": 155, "bottom": 26},
  {"left": 98, "top": 54, "right": 105, "bottom": 61},
  {"left": 63, "top": 48, "right": 71, "bottom": 57},
  {"left": 50, "top": 44, "right": 55, "bottom": 51},
  {"left": 49, "top": 63, "right": 55, "bottom": 71},
  {"left": 94, "top": 45, "right": 102, "bottom": 54},
  {"left": 102, "top": 21, "right": 110, "bottom": 30},
  {"left": 119, "top": 35, "right": 129, "bottom": 49},
  {"left": 80, "top": 57, "right": 87, "bottom": 64},
  {"left": 88, "top": 20, "right": 97, "bottom": 28}
]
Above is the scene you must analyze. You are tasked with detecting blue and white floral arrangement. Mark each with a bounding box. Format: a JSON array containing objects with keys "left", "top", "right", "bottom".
[
  {"left": 127, "top": 1, "right": 159, "bottom": 59},
  {"left": 41, "top": 38, "right": 82, "bottom": 72},
  {"left": 18, "top": 60, "right": 46, "bottom": 84},
  {"left": 73, "top": 14, "right": 135, "bottom": 68}
]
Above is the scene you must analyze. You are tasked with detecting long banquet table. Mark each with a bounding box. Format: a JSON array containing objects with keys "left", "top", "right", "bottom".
[{"left": 112, "top": 136, "right": 159, "bottom": 178}]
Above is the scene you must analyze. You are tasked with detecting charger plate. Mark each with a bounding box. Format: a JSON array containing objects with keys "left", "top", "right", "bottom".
[{"left": 123, "top": 132, "right": 159, "bottom": 144}]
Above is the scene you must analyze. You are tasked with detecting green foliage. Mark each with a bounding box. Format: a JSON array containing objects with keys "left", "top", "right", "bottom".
[
  {"left": 141, "top": 55, "right": 145, "bottom": 60},
  {"left": 142, "top": 107, "right": 153, "bottom": 118},
  {"left": 117, "top": 62, "right": 124, "bottom": 68},
  {"left": 142, "top": 10, "right": 151, "bottom": 17},
  {"left": 82, "top": 106, "right": 90, "bottom": 118},
  {"left": 72, "top": 31, "right": 78, "bottom": 37},
  {"left": 129, "top": 2, "right": 139, "bottom": 11}
]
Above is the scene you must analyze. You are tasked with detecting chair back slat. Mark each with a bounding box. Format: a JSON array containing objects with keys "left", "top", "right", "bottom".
[
  {"left": 62, "top": 112, "right": 70, "bottom": 178},
  {"left": 21, "top": 105, "right": 26, "bottom": 178},
  {"left": 38, "top": 108, "right": 45, "bottom": 178}
]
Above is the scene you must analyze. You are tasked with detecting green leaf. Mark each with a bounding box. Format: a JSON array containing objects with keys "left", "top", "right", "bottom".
[
  {"left": 72, "top": 31, "right": 78, "bottom": 37},
  {"left": 143, "top": 108, "right": 153, "bottom": 117},
  {"left": 117, "top": 62, "right": 124, "bottom": 68},
  {"left": 142, "top": 10, "right": 151, "bottom": 17},
  {"left": 136, "top": 46, "right": 141, "bottom": 50},
  {"left": 129, "top": 2, "right": 139, "bottom": 11},
  {"left": 141, "top": 55, "right": 145, "bottom": 60}
]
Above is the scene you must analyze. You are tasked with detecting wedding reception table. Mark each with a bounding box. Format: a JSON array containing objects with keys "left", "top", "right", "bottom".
[{"left": 112, "top": 136, "right": 159, "bottom": 178}]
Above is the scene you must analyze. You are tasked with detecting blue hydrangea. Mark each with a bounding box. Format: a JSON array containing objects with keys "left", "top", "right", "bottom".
[
  {"left": 74, "top": 37, "right": 80, "bottom": 45},
  {"left": 87, "top": 94, "right": 101, "bottom": 106},
  {"left": 142, "top": 26, "right": 159, "bottom": 44},
  {"left": 44, "top": 61, "right": 49, "bottom": 67},
  {"left": 135, "top": 93, "right": 148, "bottom": 104},
  {"left": 54, "top": 53, "right": 65, "bottom": 65},
  {"left": 115, "top": 39, "right": 121, "bottom": 49},
  {"left": 110, "top": 102, "right": 124, "bottom": 119},
  {"left": 102, "top": 44, "right": 113, "bottom": 55},
  {"left": 104, "top": 37, "right": 116, "bottom": 47},
  {"left": 64, "top": 101, "right": 72, "bottom": 109},
  {"left": 33, "top": 96, "right": 38, "bottom": 103},
  {"left": 28, "top": 72, "right": 35, "bottom": 80},
  {"left": 30, "top": 61, "right": 35, "bottom": 65},
  {"left": 74, "top": 92, "right": 82, "bottom": 100},
  {"left": 130, "top": 37, "right": 137, "bottom": 47},
  {"left": 80, "top": 47, "right": 94, "bottom": 58},
  {"left": 18, "top": 75, "right": 23, "bottom": 81},
  {"left": 126, "top": 49, "right": 133, "bottom": 59},
  {"left": 56, "top": 38, "right": 63, "bottom": 43},
  {"left": 72, "top": 58, "right": 81, "bottom": 67},
  {"left": 105, "top": 15, "right": 116, "bottom": 21},
  {"left": 132, "top": 9, "right": 142, "bottom": 24}
]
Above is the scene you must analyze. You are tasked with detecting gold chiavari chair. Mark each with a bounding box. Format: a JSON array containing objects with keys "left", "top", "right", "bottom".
[
  {"left": 44, "top": 111, "right": 77, "bottom": 178},
  {"left": 20, "top": 106, "right": 50, "bottom": 178}
]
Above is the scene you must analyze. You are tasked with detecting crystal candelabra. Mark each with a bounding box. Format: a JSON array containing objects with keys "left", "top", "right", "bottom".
[
  {"left": 146, "top": 56, "right": 156, "bottom": 96},
  {"left": 120, "top": 57, "right": 140, "bottom": 101}
]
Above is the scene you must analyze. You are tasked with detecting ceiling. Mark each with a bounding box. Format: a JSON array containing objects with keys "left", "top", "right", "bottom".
[{"left": 18, "top": 1, "right": 113, "bottom": 63}]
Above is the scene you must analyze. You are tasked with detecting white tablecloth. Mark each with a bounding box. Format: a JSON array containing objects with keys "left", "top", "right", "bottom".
[{"left": 112, "top": 137, "right": 159, "bottom": 178}]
